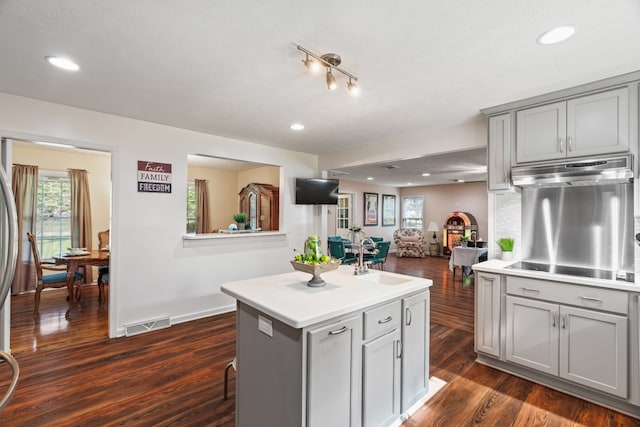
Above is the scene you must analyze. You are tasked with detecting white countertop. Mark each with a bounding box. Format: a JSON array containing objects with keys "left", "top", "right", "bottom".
[
  {"left": 221, "top": 266, "right": 432, "bottom": 328},
  {"left": 473, "top": 259, "right": 640, "bottom": 293}
]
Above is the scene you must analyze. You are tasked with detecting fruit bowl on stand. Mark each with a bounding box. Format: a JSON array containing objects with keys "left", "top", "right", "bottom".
[{"left": 290, "top": 260, "right": 340, "bottom": 287}]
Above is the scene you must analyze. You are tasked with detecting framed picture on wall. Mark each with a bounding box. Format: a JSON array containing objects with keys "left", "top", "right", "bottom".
[
  {"left": 363, "top": 192, "right": 378, "bottom": 226},
  {"left": 382, "top": 194, "right": 396, "bottom": 226}
]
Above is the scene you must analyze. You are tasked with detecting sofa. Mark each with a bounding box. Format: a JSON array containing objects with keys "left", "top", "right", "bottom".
[{"left": 393, "top": 228, "right": 426, "bottom": 258}]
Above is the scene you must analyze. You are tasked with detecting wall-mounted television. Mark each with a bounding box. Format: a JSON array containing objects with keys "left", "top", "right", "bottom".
[{"left": 295, "top": 178, "right": 339, "bottom": 205}]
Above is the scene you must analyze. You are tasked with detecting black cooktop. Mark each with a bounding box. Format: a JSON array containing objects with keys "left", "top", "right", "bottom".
[{"left": 505, "top": 261, "right": 635, "bottom": 283}]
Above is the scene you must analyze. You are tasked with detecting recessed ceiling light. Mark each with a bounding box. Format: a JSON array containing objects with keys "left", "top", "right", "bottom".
[
  {"left": 290, "top": 123, "right": 304, "bottom": 130},
  {"left": 537, "top": 26, "right": 575, "bottom": 45},
  {"left": 45, "top": 56, "right": 80, "bottom": 71},
  {"left": 406, "top": 182, "right": 413, "bottom": 186},
  {"left": 421, "top": 173, "right": 430, "bottom": 177},
  {"left": 367, "top": 177, "right": 374, "bottom": 180}
]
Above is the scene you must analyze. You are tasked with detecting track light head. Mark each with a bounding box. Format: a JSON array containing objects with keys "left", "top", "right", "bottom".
[
  {"left": 303, "top": 55, "right": 321, "bottom": 73},
  {"left": 347, "top": 79, "right": 360, "bottom": 97},
  {"left": 326, "top": 69, "right": 337, "bottom": 90}
]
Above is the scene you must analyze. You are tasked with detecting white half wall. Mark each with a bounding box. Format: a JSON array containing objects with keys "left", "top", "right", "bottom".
[{"left": 0, "top": 92, "right": 320, "bottom": 337}]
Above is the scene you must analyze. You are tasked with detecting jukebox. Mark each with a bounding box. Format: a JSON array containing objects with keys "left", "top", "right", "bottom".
[{"left": 442, "top": 211, "right": 478, "bottom": 256}]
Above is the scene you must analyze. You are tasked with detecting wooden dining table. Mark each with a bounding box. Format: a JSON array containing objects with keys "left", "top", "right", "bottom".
[{"left": 54, "top": 249, "right": 110, "bottom": 318}]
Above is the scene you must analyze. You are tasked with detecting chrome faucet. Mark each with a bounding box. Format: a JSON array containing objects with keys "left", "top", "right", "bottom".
[{"left": 354, "top": 237, "right": 377, "bottom": 275}]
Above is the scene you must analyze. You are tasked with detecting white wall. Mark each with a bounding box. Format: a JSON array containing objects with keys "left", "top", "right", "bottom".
[
  {"left": 0, "top": 92, "right": 319, "bottom": 337},
  {"left": 333, "top": 180, "right": 400, "bottom": 245},
  {"left": 400, "top": 181, "right": 489, "bottom": 249}
]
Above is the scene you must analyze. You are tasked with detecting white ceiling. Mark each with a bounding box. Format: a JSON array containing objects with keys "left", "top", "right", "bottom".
[{"left": 1, "top": 1, "right": 639, "bottom": 186}]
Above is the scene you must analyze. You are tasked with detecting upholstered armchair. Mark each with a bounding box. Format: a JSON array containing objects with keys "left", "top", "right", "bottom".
[{"left": 393, "top": 228, "right": 426, "bottom": 258}]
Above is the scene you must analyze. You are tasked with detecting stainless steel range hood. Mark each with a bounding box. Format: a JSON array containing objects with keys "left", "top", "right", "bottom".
[{"left": 511, "top": 154, "right": 633, "bottom": 187}]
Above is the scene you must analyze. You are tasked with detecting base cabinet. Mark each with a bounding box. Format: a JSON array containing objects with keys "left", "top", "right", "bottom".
[
  {"left": 505, "top": 296, "right": 558, "bottom": 375},
  {"left": 560, "top": 305, "right": 628, "bottom": 397},
  {"left": 506, "top": 295, "right": 628, "bottom": 398},
  {"left": 401, "top": 291, "right": 430, "bottom": 411},
  {"left": 362, "top": 329, "right": 401, "bottom": 427},
  {"left": 475, "top": 272, "right": 501, "bottom": 357},
  {"left": 308, "top": 316, "right": 362, "bottom": 427}
]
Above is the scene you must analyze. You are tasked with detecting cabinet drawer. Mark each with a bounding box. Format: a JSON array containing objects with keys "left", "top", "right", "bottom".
[
  {"left": 506, "top": 276, "right": 628, "bottom": 315},
  {"left": 363, "top": 300, "right": 401, "bottom": 340}
]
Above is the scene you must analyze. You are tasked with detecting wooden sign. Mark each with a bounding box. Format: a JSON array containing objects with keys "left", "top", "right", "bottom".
[{"left": 137, "top": 161, "right": 172, "bottom": 193}]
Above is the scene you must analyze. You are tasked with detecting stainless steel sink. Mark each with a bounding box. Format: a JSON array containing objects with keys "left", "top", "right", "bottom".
[{"left": 356, "top": 273, "right": 411, "bottom": 285}]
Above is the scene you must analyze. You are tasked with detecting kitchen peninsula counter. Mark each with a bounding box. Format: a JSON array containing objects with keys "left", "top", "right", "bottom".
[
  {"left": 222, "top": 266, "right": 433, "bottom": 427},
  {"left": 472, "top": 259, "right": 640, "bottom": 419}
]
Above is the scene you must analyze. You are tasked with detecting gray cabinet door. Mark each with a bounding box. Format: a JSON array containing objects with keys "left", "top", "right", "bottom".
[
  {"left": 567, "top": 87, "right": 629, "bottom": 157},
  {"left": 475, "top": 273, "right": 501, "bottom": 357},
  {"left": 308, "top": 315, "right": 361, "bottom": 427},
  {"left": 362, "top": 328, "right": 401, "bottom": 427},
  {"left": 505, "top": 296, "right": 559, "bottom": 375},
  {"left": 488, "top": 113, "right": 512, "bottom": 191},
  {"left": 401, "top": 291, "right": 429, "bottom": 412},
  {"left": 559, "top": 305, "right": 628, "bottom": 398},
  {"left": 516, "top": 101, "right": 566, "bottom": 163}
]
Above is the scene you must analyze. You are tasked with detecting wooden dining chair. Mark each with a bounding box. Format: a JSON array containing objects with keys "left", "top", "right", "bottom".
[
  {"left": 97, "top": 229, "right": 110, "bottom": 301},
  {"left": 27, "top": 232, "right": 83, "bottom": 317}
]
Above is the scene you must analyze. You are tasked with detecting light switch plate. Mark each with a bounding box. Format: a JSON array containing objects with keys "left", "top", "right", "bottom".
[{"left": 258, "top": 315, "right": 273, "bottom": 337}]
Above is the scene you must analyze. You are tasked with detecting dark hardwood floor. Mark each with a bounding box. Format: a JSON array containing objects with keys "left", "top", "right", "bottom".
[{"left": 0, "top": 256, "right": 637, "bottom": 426}]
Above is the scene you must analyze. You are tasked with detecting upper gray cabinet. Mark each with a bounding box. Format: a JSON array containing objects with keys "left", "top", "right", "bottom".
[
  {"left": 515, "top": 87, "right": 629, "bottom": 163},
  {"left": 488, "top": 113, "right": 512, "bottom": 191}
]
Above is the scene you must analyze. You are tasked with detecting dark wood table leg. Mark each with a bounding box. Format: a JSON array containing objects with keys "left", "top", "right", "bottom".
[{"left": 65, "top": 260, "right": 80, "bottom": 319}]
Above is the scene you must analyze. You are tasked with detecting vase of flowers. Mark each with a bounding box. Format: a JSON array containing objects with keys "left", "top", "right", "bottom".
[{"left": 349, "top": 225, "right": 362, "bottom": 243}]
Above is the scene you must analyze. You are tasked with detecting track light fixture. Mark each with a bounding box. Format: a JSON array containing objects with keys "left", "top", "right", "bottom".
[{"left": 297, "top": 45, "right": 360, "bottom": 95}]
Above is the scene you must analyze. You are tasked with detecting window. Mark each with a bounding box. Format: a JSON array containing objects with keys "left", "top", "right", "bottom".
[
  {"left": 336, "top": 194, "right": 352, "bottom": 231},
  {"left": 186, "top": 181, "right": 196, "bottom": 233},
  {"left": 401, "top": 196, "right": 424, "bottom": 229},
  {"left": 36, "top": 171, "right": 71, "bottom": 259}
]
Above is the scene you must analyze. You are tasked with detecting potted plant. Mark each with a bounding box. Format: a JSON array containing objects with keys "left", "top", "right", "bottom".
[
  {"left": 498, "top": 237, "right": 514, "bottom": 261},
  {"left": 459, "top": 235, "right": 470, "bottom": 247},
  {"left": 233, "top": 212, "right": 248, "bottom": 229}
]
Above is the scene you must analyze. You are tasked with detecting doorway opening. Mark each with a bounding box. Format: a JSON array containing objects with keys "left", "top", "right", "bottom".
[{"left": 5, "top": 138, "right": 112, "bottom": 354}]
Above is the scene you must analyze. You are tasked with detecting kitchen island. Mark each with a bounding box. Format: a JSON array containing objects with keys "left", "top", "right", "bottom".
[{"left": 222, "top": 265, "right": 432, "bottom": 427}]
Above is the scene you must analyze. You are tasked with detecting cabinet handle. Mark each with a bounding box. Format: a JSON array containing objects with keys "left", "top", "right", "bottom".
[
  {"left": 396, "top": 340, "right": 403, "bottom": 359},
  {"left": 559, "top": 137, "right": 564, "bottom": 153},
  {"left": 580, "top": 296, "right": 603, "bottom": 303},
  {"left": 328, "top": 326, "right": 348, "bottom": 335},
  {"left": 522, "top": 287, "right": 540, "bottom": 293},
  {"left": 551, "top": 312, "right": 557, "bottom": 327},
  {"left": 561, "top": 314, "right": 567, "bottom": 329},
  {"left": 378, "top": 316, "right": 393, "bottom": 324},
  {"left": 406, "top": 308, "right": 412, "bottom": 326},
  {"left": 567, "top": 137, "right": 573, "bottom": 152}
]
